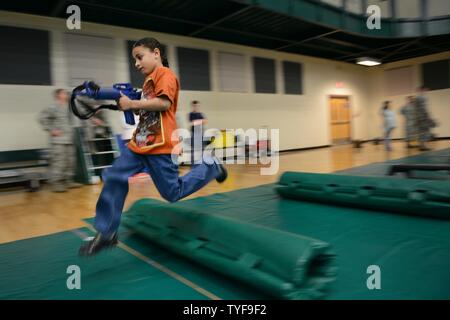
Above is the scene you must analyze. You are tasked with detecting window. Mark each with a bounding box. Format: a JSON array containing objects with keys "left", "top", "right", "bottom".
[
  {"left": 422, "top": 59, "right": 450, "bottom": 91},
  {"left": 253, "top": 57, "right": 276, "bottom": 94},
  {"left": 282, "top": 61, "right": 303, "bottom": 95},
  {"left": 65, "top": 33, "right": 116, "bottom": 87},
  {"left": 0, "top": 26, "right": 51, "bottom": 85},
  {"left": 218, "top": 52, "right": 248, "bottom": 92},
  {"left": 177, "top": 47, "right": 211, "bottom": 91}
]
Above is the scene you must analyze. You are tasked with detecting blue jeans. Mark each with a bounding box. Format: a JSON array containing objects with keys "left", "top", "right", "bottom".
[
  {"left": 94, "top": 147, "right": 220, "bottom": 237},
  {"left": 384, "top": 127, "right": 395, "bottom": 151}
]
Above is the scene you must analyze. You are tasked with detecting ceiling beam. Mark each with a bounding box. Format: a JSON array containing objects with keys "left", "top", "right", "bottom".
[
  {"left": 383, "top": 50, "right": 439, "bottom": 63},
  {"left": 73, "top": 1, "right": 206, "bottom": 28},
  {"left": 337, "top": 40, "right": 416, "bottom": 60},
  {"left": 291, "top": 41, "right": 355, "bottom": 56},
  {"left": 417, "top": 41, "right": 448, "bottom": 53},
  {"left": 381, "top": 40, "right": 450, "bottom": 61},
  {"left": 275, "top": 30, "right": 340, "bottom": 50},
  {"left": 318, "top": 37, "right": 372, "bottom": 51},
  {"left": 188, "top": 5, "right": 254, "bottom": 37},
  {"left": 342, "top": 39, "right": 450, "bottom": 62},
  {"left": 380, "top": 37, "right": 424, "bottom": 61}
]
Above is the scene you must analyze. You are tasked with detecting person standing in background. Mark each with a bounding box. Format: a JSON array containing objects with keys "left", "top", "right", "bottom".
[
  {"left": 400, "top": 96, "right": 417, "bottom": 149},
  {"left": 188, "top": 100, "right": 208, "bottom": 164},
  {"left": 381, "top": 101, "right": 396, "bottom": 152},
  {"left": 39, "top": 89, "right": 82, "bottom": 192},
  {"left": 415, "top": 86, "right": 436, "bottom": 151}
]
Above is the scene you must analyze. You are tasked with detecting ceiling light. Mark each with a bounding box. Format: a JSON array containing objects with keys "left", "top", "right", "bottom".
[{"left": 356, "top": 57, "right": 381, "bottom": 66}]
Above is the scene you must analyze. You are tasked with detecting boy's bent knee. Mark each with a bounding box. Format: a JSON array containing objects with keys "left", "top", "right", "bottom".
[
  {"left": 101, "top": 168, "right": 128, "bottom": 185},
  {"left": 161, "top": 190, "right": 181, "bottom": 203}
]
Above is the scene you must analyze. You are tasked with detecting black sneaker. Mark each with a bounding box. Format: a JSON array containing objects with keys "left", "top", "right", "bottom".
[
  {"left": 79, "top": 232, "right": 118, "bottom": 257},
  {"left": 215, "top": 163, "right": 228, "bottom": 183}
]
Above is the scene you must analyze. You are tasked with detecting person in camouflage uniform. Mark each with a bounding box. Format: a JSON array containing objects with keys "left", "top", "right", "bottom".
[
  {"left": 400, "top": 96, "right": 417, "bottom": 149},
  {"left": 415, "top": 87, "right": 436, "bottom": 151},
  {"left": 39, "top": 89, "right": 82, "bottom": 192}
]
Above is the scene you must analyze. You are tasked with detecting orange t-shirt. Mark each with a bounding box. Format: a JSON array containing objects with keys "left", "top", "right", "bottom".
[{"left": 128, "top": 66, "right": 180, "bottom": 155}]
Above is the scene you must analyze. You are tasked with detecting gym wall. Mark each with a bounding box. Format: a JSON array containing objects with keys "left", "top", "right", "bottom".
[{"left": 0, "top": 10, "right": 448, "bottom": 153}]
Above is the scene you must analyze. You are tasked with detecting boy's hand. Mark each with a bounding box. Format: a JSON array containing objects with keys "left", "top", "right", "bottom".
[{"left": 118, "top": 92, "right": 135, "bottom": 110}]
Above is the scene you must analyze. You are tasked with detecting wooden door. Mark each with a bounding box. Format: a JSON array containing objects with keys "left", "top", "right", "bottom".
[{"left": 330, "top": 97, "right": 351, "bottom": 144}]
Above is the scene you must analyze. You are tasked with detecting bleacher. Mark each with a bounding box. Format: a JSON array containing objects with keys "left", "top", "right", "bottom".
[{"left": 0, "top": 149, "right": 49, "bottom": 191}]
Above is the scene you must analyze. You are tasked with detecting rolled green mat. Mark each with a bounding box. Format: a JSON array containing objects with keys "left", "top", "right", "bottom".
[
  {"left": 277, "top": 172, "right": 450, "bottom": 220},
  {"left": 122, "top": 199, "right": 337, "bottom": 300}
]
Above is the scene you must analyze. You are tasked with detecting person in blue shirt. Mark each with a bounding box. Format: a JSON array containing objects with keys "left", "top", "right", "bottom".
[
  {"left": 188, "top": 100, "right": 208, "bottom": 164},
  {"left": 381, "top": 101, "right": 396, "bottom": 152}
]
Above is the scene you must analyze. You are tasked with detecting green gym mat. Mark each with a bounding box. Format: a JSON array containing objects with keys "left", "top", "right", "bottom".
[
  {"left": 122, "top": 199, "right": 337, "bottom": 300},
  {"left": 277, "top": 172, "right": 450, "bottom": 219},
  {"left": 337, "top": 148, "right": 450, "bottom": 178},
  {"left": 0, "top": 228, "right": 210, "bottom": 299}
]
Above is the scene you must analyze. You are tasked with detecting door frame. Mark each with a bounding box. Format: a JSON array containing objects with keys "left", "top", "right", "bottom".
[{"left": 328, "top": 95, "right": 352, "bottom": 144}]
